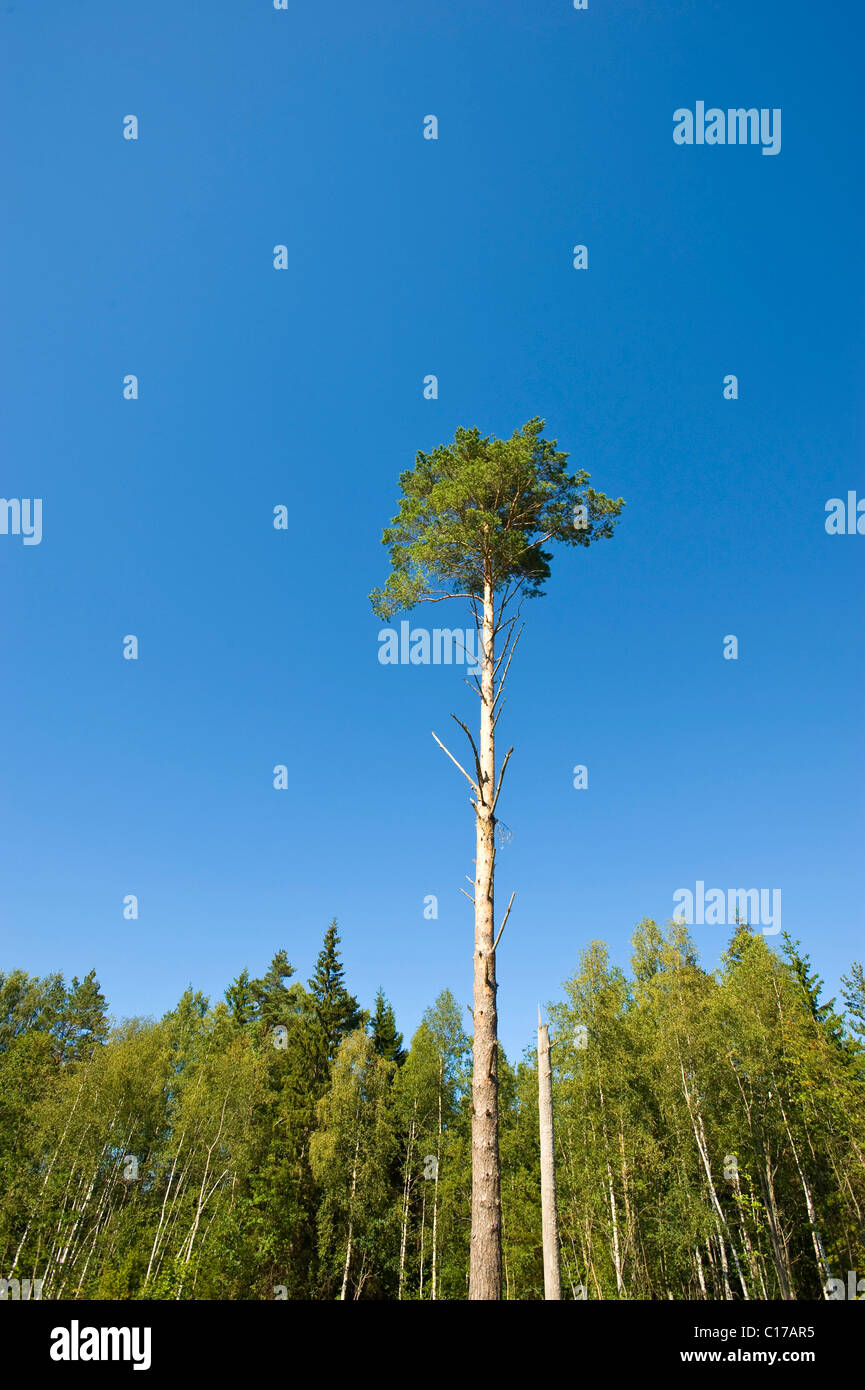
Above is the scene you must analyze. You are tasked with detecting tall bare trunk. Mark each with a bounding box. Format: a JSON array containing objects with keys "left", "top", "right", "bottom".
[
  {"left": 340, "top": 1217, "right": 354, "bottom": 1303},
  {"left": 538, "top": 1019, "right": 561, "bottom": 1299},
  {"left": 432, "top": 1066, "right": 442, "bottom": 1300},
  {"left": 469, "top": 577, "right": 502, "bottom": 1298}
]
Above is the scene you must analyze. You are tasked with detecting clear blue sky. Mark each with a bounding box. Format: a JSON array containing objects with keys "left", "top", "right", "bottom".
[{"left": 2, "top": 0, "right": 863, "bottom": 1061}]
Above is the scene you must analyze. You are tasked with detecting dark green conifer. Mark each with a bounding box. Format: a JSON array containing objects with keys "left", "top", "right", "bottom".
[{"left": 371, "top": 987, "right": 406, "bottom": 1065}]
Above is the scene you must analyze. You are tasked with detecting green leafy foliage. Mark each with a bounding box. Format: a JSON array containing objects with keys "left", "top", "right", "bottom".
[{"left": 1, "top": 923, "right": 861, "bottom": 1299}]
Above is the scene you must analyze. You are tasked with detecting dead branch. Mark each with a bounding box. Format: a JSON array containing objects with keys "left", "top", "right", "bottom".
[
  {"left": 493, "top": 890, "right": 516, "bottom": 952},
  {"left": 492, "top": 747, "right": 514, "bottom": 813},
  {"left": 451, "top": 714, "right": 484, "bottom": 798},
  {"left": 431, "top": 731, "right": 479, "bottom": 795}
]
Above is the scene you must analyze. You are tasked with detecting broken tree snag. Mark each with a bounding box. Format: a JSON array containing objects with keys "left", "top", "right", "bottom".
[{"left": 538, "top": 1016, "right": 562, "bottom": 1299}]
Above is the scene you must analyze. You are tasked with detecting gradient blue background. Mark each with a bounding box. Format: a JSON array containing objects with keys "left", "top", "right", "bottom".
[{"left": 2, "top": 0, "right": 863, "bottom": 1059}]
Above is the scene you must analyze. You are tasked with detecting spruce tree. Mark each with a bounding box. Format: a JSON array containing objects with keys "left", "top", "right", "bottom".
[
  {"left": 781, "top": 932, "right": 847, "bottom": 1051},
  {"left": 308, "top": 920, "right": 364, "bottom": 1063},
  {"left": 840, "top": 962, "right": 865, "bottom": 1042},
  {"left": 225, "top": 968, "right": 255, "bottom": 1025},
  {"left": 55, "top": 970, "right": 109, "bottom": 1062},
  {"left": 250, "top": 950, "right": 306, "bottom": 1029},
  {"left": 371, "top": 988, "right": 406, "bottom": 1065}
]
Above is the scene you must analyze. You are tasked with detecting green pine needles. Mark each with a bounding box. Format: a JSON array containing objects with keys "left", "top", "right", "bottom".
[{"left": 370, "top": 417, "right": 625, "bottom": 620}]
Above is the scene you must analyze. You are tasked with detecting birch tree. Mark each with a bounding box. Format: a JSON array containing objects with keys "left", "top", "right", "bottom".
[
  {"left": 371, "top": 417, "right": 624, "bottom": 1297},
  {"left": 309, "top": 1030, "right": 397, "bottom": 1299}
]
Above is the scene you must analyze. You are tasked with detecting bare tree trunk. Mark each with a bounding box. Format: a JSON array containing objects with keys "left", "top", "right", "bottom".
[
  {"left": 695, "top": 1243, "right": 707, "bottom": 1297},
  {"left": 607, "top": 1163, "right": 625, "bottom": 1295},
  {"left": 434, "top": 571, "right": 517, "bottom": 1298},
  {"left": 432, "top": 1067, "right": 442, "bottom": 1301},
  {"left": 340, "top": 1221, "right": 354, "bottom": 1302},
  {"left": 538, "top": 1018, "right": 561, "bottom": 1299},
  {"left": 469, "top": 575, "right": 502, "bottom": 1299}
]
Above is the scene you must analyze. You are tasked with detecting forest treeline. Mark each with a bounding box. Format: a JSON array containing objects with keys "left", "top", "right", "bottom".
[{"left": 1, "top": 919, "right": 863, "bottom": 1300}]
